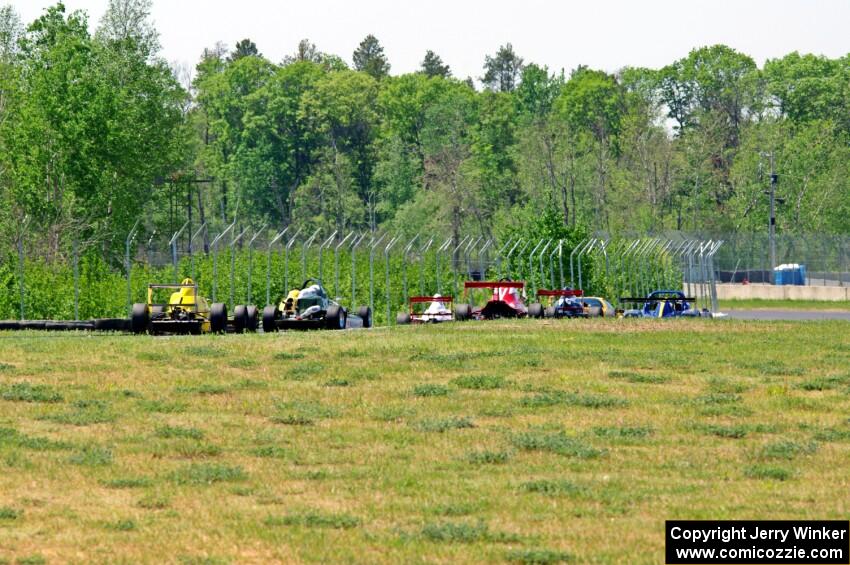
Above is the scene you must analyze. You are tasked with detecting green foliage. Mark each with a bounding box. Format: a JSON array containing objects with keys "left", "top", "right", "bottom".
[{"left": 0, "top": 383, "right": 63, "bottom": 403}]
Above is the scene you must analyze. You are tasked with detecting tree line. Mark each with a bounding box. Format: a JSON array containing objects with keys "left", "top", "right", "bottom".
[{"left": 1, "top": 1, "right": 848, "bottom": 265}]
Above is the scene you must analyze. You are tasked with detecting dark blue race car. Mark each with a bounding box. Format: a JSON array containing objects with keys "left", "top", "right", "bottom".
[{"left": 620, "top": 290, "right": 708, "bottom": 318}]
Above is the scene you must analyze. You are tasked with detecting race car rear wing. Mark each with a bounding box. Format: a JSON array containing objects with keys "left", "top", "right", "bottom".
[
  {"left": 619, "top": 296, "right": 696, "bottom": 303},
  {"left": 409, "top": 296, "right": 454, "bottom": 304},
  {"left": 537, "top": 289, "right": 584, "bottom": 298},
  {"left": 464, "top": 281, "right": 525, "bottom": 289}
]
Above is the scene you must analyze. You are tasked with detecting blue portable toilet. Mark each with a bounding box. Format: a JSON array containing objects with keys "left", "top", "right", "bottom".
[{"left": 774, "top": 264, "right": 806, "bottom": 285}]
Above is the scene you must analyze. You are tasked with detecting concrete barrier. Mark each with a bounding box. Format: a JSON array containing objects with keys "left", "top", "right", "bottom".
[{"left": 716, "top": 283, "right": 849, "bottom": 301}]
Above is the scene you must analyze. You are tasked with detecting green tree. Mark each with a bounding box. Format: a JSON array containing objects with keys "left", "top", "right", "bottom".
[
  {"left": 420, "top": 49, "right": 450, "bottom": 78},
  {"left": 352, "top": 34, "right": 390, "bottom": 80},
  {"left": 482, "top": 43, "right": 523, "bottom": 92},
  {"left": 95, "top": 0, "right": 160, "bottom": 57},
  {"left": 230, "top": 38, "right": 259, "bottom": 61}
]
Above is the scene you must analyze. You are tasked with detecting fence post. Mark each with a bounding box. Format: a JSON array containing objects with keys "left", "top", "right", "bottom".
[
  {"left": 124, "top": 219, "right": 140, "bottom": 316},
  {"left": 284, "top": 227, "right": 303, "bottom": 295},
  {"left": 350, "top": 233, "right": 367, "bottom": 309},
  {"left": 247, "top": 224, "right": 266, "bottom": 304},
  {"left": 451, "top": 236, "right": 470, "bottom": 298},
  {"left": 334, "top": 231, "right": 355, "bottom": 299},
  {"left": 577, "top": 238, "right": 596, "bottom": 292},
  {"left": 528, "top": 239, "right": 545, "bottom": 293},
  {"left": 435, "top": 237, "right": 452, "bottom": 294},
  {"left": 538, "top": 240, "right": 552, "bottom": 291},
  {"left": 266, "top": 228, "right": 289, "bottom": 306},
  {"left": 168, "top": 221, "right": 189, "bottom": 283},
  {"left": 229, "top": 226, "right": 249, "bottom": 309},
  {"left": 478, "top": 239, "right": 493, "bottom": 279},
  {"left": 369, "top": 233, "right": 387, "bottom": 317},
  {"left": 318, "top": 231, "right": 337, "bottom": 286},
  {"left": 418, "top": 236, "right": 434, "bottom": 297},
  {"left": 464, "top": 236, "right": 482, "bottom": 279},
  {"left": 494, "top": 238, "right": 513, "bottom": 280},
  {"left": 189, "top": 222, "right": 206, "bottom": 282},
  {"left": 557, "top": 240, "right": 565, "bottom": 289},
  {"left": 504, "top": 238, "right": 522, "bottom": 280},
  {"left": 385, "top": 235, "right": 401, "bottom": 325},
  {"left": 401, "top": 234, "right": 419, "bottom": 305},
  {"left": 301, "top": 229, "right": 321, "bottom": 283},
  {"left": 210, "top": 221, "right": 235, "bottom": 303},
  {"left": 569, "top": 238, "right": 586, "bottom": 288}
]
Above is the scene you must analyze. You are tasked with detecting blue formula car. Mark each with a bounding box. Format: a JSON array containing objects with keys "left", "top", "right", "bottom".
[{"left": 620, "top": 290, "right": 709, "bottom": 318}]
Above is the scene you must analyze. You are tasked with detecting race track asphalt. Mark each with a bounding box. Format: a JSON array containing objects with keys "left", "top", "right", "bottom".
[{"left": 724, "top": 309, "right": 850, "bottom": 321}]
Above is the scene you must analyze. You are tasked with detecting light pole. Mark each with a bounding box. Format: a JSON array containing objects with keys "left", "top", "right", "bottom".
[{"left": 760, "top": 151, "right": 784, "bottom": 279}]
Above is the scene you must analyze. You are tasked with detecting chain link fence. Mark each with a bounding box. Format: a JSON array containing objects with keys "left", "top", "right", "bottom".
[{"left": 707, "top": 233, "right": 849, "bottom": 286}]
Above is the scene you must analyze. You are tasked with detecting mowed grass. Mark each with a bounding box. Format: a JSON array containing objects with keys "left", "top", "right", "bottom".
[{"left": 0, "top": 319, "right": 848, "bottom": 563}]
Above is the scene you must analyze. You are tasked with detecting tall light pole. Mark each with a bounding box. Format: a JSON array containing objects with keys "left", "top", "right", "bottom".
[
  {"left": 760, "top": 152, "right": 782, "bottom": 280},
  {"left": 768, "top": 152, "right": 777, "bottom": 273}
]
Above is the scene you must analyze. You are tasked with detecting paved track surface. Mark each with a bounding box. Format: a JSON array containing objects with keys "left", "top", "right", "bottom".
[{"left": 724, "top": 309, "right": 850, "bottom": 321}]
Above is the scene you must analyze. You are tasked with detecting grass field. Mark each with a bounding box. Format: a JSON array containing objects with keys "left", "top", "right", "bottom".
[
  {"left": 0, "top": 319, "right": 849, "bottom": 564},
  {"left": 719, "top": 298, "right": 850, "bottom": 310}
]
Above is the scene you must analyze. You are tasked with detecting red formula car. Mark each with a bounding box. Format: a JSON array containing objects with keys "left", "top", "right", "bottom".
[{"left": 454, "top": 280, "right": 529, "bottom": 320}]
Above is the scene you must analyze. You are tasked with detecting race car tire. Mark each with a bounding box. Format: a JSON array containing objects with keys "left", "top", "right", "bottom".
[
  {"left": 262, "top": 305, "right": 279, "bottom": 333},
  {"left": 454, "top": 303, "right": 471, "bottom": 321},
  {"left": 93, "top": 318, "right": 128, "bottom": 332},
  {"left": 544, "top": 307, "right": 556, "bottom": 319},
  {"left": 246, "top": 306, "right": 259, "bottom": 332},
  {"left": 325, "top": 305, "right": 346, "bottom": 330},
  {"left": 210, "top": 303, "right": 227, "bottom": 334},
  {"left": 131, "top": 303, "right": 149, "bottom": 334},
  {"left": 150, "top": 305, "right": 164, "bottom": 315},
  {"left": 396, "top": 312, "right": 411, "bottom": 325},
  {"left": 0, "top": 321, "right": 21, "bottom": 331},
  {"left": 357, "top": 306, "right": 373, "bottom": 328},
  {"left": 528, "top": 303, "right": 544, "bottom": 319},
  {"left": 233, "top": 305, "right": 248, "bottom": 334}
]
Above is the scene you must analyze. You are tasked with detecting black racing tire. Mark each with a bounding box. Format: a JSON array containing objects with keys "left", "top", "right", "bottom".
[
  {"left": 0, "top": 321, "right": 21, "bottom": 331},
  {"left": 246, "top": 305, "right": 259, "bottom": 332},
  {"left": 396, "top": 312, "right": 412, "bottom": 325},
  {"left": 131, "top": 303, "right": 149, "bottom": 334},
  {"left": 210, "top": 303, "right": 227, "bottom": 334},
  {"left": 233, "top": 305, "right": 248, "bottom": 334},
  {"left": 528, "top": 303, "right": 544, "bottom": 319},
  {"left": 454, "top": 303, "right": 471, "bottom": 321},
  {"left": 325, "top": 305, "right": 346, "bottom": 330},
  {"left": 544, "top": 307, "right": 556, "bottom": 319},
  {"left": 93, "top": 318, "right": 128, "bottom": 332},
  {"left": 262, "top": 305, "right": 279, "bottom": 333},
  {"left": 357, "top": 306, "right": 372, "bottom": 328}
]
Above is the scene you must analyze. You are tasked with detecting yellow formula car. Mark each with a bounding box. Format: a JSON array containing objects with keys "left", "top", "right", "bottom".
[
  {"left": 131, "top": 279, "right": 254, "bottom": 335},
  {"left": 580, "top": 296, "right": 617, "bottom": 317}
]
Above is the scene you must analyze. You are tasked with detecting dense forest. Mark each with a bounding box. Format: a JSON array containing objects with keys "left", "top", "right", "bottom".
[{"left": 1, "top": 1, "right": 849, "bottom": 264}]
